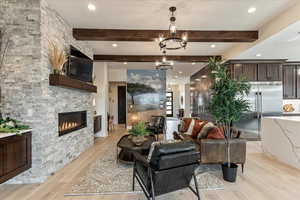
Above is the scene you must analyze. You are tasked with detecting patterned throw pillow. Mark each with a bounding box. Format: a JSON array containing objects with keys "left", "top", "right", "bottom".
[
  {"left": 197, "top": 122, "right": 215, "bottom": 139},
  {"left": 207, "top": 127, "right": 225, "bottom": 139},
  {"left": 147, "top": 140, "right": 181, "bottom": 162},
  {"left": 191, "top": 120, "right": 207, "bottom": 138},
  {"left": 180, "top": 118, "right": 193, "bottom": 132},
  {"left": 185, "top": 119, "right": 195, "bottom": 135}
]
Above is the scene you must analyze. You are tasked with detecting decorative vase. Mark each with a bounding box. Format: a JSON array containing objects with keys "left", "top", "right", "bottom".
[
  {"left": 131, "top": 135, "right": 147, "bottom": 146},
  {"left": 222, "top": 163, "right": 238, "bottom": 182}
]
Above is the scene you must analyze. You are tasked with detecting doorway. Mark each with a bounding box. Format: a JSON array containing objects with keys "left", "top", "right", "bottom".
[{"left": 118, "top": 86, "right": 127, "bottom": 124}]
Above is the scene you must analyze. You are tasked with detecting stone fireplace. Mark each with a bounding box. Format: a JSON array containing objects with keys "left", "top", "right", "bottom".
[
  {"left": 0, "top": 0, "right": 95, "bottom": 183},
  {"left": 58, "top": 111, "right": 87, "bottom": 136}
]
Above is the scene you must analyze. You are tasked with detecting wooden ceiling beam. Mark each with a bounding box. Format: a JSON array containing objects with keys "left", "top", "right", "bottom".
[
  {"left": 93, "top": 55, "right": 221, "bottom": 62},
  {"left": 73, "top": 29, "right": 258, "bottom": 42}
]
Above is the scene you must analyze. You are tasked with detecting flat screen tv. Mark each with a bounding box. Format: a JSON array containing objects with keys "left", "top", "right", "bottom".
[{"left": 66, "top": 46, "right": 93, "bottom": 83}]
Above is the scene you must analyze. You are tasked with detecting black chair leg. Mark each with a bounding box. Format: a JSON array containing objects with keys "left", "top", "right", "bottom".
[
  {"left": 149, "top": 170, "right": 156, "bottom": 200},
  {"left": 241, "top": 164, "right": 244, "bottom": 173},
  {"left": 132, "top": 163, "right": 136, "bottom": 191},
  {"left": 193, "top": 173, "right": 201, "bottom": 200}
]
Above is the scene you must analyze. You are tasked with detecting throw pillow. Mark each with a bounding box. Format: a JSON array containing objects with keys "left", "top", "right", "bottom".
[
  {"left": 191, "top": 120, "right": 207, "bottom": 138},
  {"left": 181, "top": 118, "right": 193, "bottom": 132},
  {"left": 207, "top": 127, "right": 225, "bottom": 139},
  {"left": 197, "top": 122, "right": 215, "bottom": 139},
  {"left": 185, "top": 119, "right": 195, "bottom": 135}
]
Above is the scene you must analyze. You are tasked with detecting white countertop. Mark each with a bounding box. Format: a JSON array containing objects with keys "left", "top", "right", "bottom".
[
  {"left": 264, "top": 116, "right": 300, "bottom": 122},
  {"left": 261, "top": 116, "right": 300, "bottom": 169},
  {"left": 0, "top": 129, "right": 32, "bottom": 139}
]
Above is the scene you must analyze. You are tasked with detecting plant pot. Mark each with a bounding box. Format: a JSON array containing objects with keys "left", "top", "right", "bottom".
[
  {"left": 131, "top": 136, "right": 147, "bottom": 146},
  {"left": 222, "top": 163, "right": 238, "bottom": 182}
]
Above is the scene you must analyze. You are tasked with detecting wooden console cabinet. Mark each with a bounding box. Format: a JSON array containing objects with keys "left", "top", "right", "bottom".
[{"left": 0, "top": 131, "right": 32, "bottom": 184}]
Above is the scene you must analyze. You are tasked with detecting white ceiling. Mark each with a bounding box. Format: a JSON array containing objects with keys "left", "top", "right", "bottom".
[
  {"left": 88, "top": 41, "right": 235, "bottom": 56},
  {"left": 47, "top": 0, "right": 297, "bottom": 30},
  {"left": 46, "top": 0, "right": 299, "bottom": 83},
  {"left": 235, "top": 20, "right": 300, "bottom": 61}
]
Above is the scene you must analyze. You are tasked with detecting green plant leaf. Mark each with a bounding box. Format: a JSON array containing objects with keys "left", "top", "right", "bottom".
[{"left": 129, "top": 122, "right": 150, "bottom": 136}]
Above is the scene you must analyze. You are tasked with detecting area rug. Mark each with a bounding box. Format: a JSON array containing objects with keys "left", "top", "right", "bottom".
[{"left": 66, "top": 140, "right": 224, "bottom": 198}]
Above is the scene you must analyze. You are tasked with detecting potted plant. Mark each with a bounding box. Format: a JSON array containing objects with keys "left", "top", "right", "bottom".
[
  {"left": 0, "top": 117, "right": 30, "bottom": 134},
  {"left": 48, "top": 41, "right": 68, "bottom": 75},
  {"left": 129, "top": 122, "right": 150, "bottom": 146},
  {"left": 207, "top": 58, "right": 250, "bottom": 182}
]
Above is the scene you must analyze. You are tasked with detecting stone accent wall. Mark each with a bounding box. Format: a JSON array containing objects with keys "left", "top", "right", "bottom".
[{"left": 0, "top": 0, "right": 94, "bottom": 183}]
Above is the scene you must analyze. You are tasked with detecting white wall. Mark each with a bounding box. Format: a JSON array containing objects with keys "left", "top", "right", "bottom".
[
  {"left": 167, "top": 83, "right": 191, "bottom": 117},
  {"left": 94, "top": 62, "right": 109, "bottom": 137},
  {"left": 109, "top": 68, "right": 127, "bottom": 82}
]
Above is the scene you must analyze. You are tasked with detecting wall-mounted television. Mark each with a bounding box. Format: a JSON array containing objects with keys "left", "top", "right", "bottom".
[{"left": 66, "top": 46, "right": 93, "bottom": 83}]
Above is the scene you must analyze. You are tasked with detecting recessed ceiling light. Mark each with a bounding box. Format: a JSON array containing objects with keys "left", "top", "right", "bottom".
[
  {"left": 256, "top": 53, "right": 261, "bottom": 57},
  {"left": 123, "top": 62, "right": 127, "bottom": 65},
  {"left": 179, "top": 71, "right": 183, "bottom": 74},
  {"left": 210, "top": 44, "right": 216, "bottom": 48},
  {"left": 88, "top": 3, "right": 96, "bottom": 11},
  {"left": 248, "top": 7, "right": 256, "bottom": 14},
  {"left": 112, "top": 43, "right": 118, "bottom": 47},
  {"left": 192, "top": 62, "right": 196, "bottom": 65},
  {"left": 195, "top": 78, "right": 201, "bottom": 81},
  {"left": 175, "top": 75, "right": 178, "bottom": 78}
]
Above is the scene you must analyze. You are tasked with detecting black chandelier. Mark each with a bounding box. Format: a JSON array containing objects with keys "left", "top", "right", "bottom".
[
  {"left": 159, "top": 6, "right": 187, "bottom": 51},
  {"left": 155, "top": 51, "right": 174, "bottom": 70}
]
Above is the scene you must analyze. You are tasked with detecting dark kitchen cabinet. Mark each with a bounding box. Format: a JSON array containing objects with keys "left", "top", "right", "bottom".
[
  {"left": 228, "top": 60, "right": 284, "bottom": 82},
  {"left": 231, "top": 63, "right": 257, "bottom": 81},
  {"left": 257, "top": 63, "right": 282, "bottom": 81},
  {"left": 283, "top": 65, "right": 297, "bottom": 99}
]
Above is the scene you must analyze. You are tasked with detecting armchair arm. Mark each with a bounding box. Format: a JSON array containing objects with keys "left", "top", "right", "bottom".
[
  {"left": 200, "top": 139, "right": 246, "bottom": 164},
  {"left": 133, "top": 152, "right": 150, "bottom": 167}
]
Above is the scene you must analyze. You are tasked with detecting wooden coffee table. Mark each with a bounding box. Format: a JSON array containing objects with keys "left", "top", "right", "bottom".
[{"left": 117, "top": 135, "right": 155, "bottom": 164}]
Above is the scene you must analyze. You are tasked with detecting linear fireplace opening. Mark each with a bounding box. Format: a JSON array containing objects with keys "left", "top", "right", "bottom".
[{"left": 58, "top": 111, "right": 87, "bottom": 136}]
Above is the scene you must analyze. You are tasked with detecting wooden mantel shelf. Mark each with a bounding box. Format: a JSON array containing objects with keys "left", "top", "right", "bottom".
[{"left": 49, "top": 74, "right": 97, "bottom": 93}]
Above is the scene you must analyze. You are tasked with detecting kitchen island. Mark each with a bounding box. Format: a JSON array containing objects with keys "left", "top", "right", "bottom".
[{"left": 261, "top": 116, "right": 300, "bottom": 170}]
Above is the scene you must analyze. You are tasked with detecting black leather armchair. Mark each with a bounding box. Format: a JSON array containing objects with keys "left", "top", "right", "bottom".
[
  {"left": 147, "top": 116, "right": 165, "bottom": 141},
  {"left": 133, "top": 140, "right": 201, "bottom": 200}
]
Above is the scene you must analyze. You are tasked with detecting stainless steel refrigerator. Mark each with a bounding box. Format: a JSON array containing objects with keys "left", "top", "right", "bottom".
[{"left": 233, "top": 82, "right": 283, "bottom": 139}]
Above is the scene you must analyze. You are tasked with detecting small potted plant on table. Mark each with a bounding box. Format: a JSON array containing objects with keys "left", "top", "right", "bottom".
[
  {"left": 129, "top": 122, "right": 150, "bottom": 146},
  {"left": 208, "top": 58, "right": 250, "bottom": 182}
]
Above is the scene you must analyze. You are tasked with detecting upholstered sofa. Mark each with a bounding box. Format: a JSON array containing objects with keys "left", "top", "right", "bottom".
[{"left": 173, "top": 118, "right": 247, "bottom": 172}]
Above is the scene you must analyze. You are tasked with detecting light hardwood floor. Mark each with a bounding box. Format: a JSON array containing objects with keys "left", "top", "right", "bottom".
[{"left": 1, "top": 127, "right": 300, "bottom": 200}]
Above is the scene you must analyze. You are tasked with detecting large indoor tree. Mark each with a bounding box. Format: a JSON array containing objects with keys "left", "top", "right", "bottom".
[{"left": 208, "top": 58, "right": 250, "bottom": 168}]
